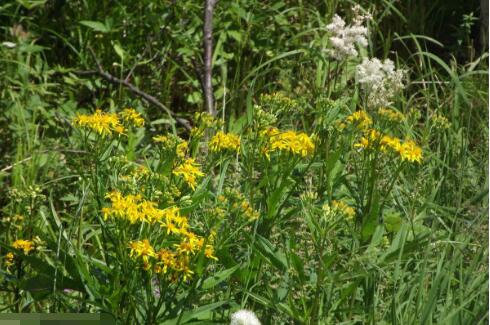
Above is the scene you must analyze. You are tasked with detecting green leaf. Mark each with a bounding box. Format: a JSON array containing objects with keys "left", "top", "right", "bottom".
[
  {"left": 384, "top": 212, "right": 402, "bottom": 232},
  {"left": 202, "top": 265, "right": 239, "bottom": 290},
  {"left": 15, "top": 0, "right": 46, "bottom": 9},
  {"left": 254, "top": 235, "right": 287, "bottom": 271},
  {"left": 161, "top": 301, "right": 227, "bottom": 324},
  {"left": 113, "top": 43, "right": 125, "bottom": 61},
  {"left": 79, "top": 20, "right": 110, "bottom": 33},
  {"left": 227, "top": 30, "right": 242, "bottom": 42}
]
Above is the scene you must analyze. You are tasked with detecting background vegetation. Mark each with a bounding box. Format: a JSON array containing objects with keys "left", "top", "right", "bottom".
[{"left": 0, "top": 0, "right": 488, "bottom": 324}]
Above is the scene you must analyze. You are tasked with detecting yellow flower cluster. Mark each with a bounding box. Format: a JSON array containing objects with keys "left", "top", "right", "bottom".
[
  {"left": 152, "top": 135, "right": 168, "bottom": 143},
  {"left": 431, "top": 113, "right": 451, "bottom": 130},
  {"left": 332, "top": 200, "right": 356, "bottom": 220},
  {"left": 378, "top": 107, "right": 405, "bottom": 122},
  {"left": 173, "top": 158, "right": 205, "bottom": 190},
  {"left": 120, "top": 108, "right": 145, "bottom": 127},
  {"left": 399, "top": 140, "right": 423, "bottom": 163},
  {"left": 176, "top": 141, "right": 188, "bottom": 158},
  {"left": 209, "top": 131, "right": 241, "bottom": 153},
  {"left": 12, "top": 239, "right": 35, "bottom": 254},
  {"left": 354, "top": 129, "right": 423, "bottom": 163},
  {"left": 346, "top": 110, "right": 373, "bottom": 130},
  {"left": 73, "top": 108, "right": 145, "bottom": 136},
  {"left": 3, "top": 252, "right": 14, "bottom": 267},
  {"left": 129, "top": 231, "right": 217, "bottom": 279},
  {"left": 105, "top": 189, "right": 218, "bottom": 277},
  {"left": 262, "top": 128, "right": 315, "bottom": 158},
  {"left": 73, "top": 109, "right": 124, "bottom": 136},
  {"left": 260, "top": 92, "right": 299, "bottom": 113},
  {"left": 103, "top": 191, "right": 159, "bottom": 224},
  {"left": 190, "top": 112, "right": 219, "bottom": 138},
  {"left": 129, "top": 239, "right": 155, "bottom": 270}
]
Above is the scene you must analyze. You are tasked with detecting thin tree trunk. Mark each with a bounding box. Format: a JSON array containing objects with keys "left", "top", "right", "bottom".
[{"left": 203, "top": 0, "right": 217, "bottom": 116}]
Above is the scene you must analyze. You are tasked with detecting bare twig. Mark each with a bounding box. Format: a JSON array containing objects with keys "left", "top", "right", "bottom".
[
  {"left": 78, "top": 48, "right": 192, "bottom": 130},
  {"left": 203, "top": 0, "right": 218, "bottom": 116}
]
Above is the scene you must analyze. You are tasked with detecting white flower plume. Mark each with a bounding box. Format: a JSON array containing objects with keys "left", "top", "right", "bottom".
[{"left": 230, "top": 310, "right": 261, "bottom": 325}]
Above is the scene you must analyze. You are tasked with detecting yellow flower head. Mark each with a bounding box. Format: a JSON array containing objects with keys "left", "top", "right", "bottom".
[
  {"left": 176, "top": 141, "right": 188, "bottom": 158},
  {"left": 12, "top": 239, "right": 34, "bottom": 254},
  {"left": 209, "top": 131, "right": 241, "bottom": 153},
  {"left": 399, "top": 140, "right": 423, "bottom": 163},
  {"left": 173, "top": 158, "right": 205, "bottom": 190},
  {"left": 129, "top": 239, "right": 156, "bottom": 268},
  {"left": 205, "top": 244, "right": 218, "bottom": 261},
  {"left": 378, "top": 107, "right": 405, "bottom": 122},
  {"left": 155, "top": 249, "right": 177, "bottom": 274},
  {"left": 4, "top": 252, "right": 14, "bottom": 267},
  {"left": 120, "top": 108, "right": 145, "bottom": 127},
  {"left": 346, "top": 110, "right": 372, "bottom": 130},
  {"left": 72, "top": 109, "right": 125, "bottom": 136},
  {"left": 153, "top": 135, "right": 168, "bottom": 143},
  {"left": 332, "top": 200, "right": 355, "bottom": 220},
  {"left": 265, "top": 130, "right": 315, "bottom": 158},
  {"left": 103, "top": 191, "right": 170, "bottom": 224}
]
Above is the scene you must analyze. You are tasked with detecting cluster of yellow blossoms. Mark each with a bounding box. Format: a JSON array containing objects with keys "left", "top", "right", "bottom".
[
  {"left": 12, "top": 239, "right": 35, "bottom": 254},
  {"left": 173, "top": 158, "right": 205, "bottom": 190},
  {"left": 354, "top": 129, "right": 423, "bottom": 163},
  {"left": 103, "top": 191, "right": 217, "bottom": 278},
  {"left": 209, "top": 131, "right": 241, "bottom": 153},
  {"left": 322, "top": 200, "right": 356, "bottom": 221},
  {"left": 346, "top": 110, "right": 373, "bottom": 130},
  {"left": 103, "top": 191, "right": 180, "bottom": 224},
  {"left": 72, "top": 108, "right": 144, "bottom": 136},
  {"left": 332, "top": 200, "right": 356, "bottom": 220},
  {"left": 3, "top": 239, "right": 35, "bottom": 268},
  {"left": 261, "top": 128, "right": 315, "bottom": 158},
  {"left": 128, "top": 237, "right": 215, "bottom": 280},
  {"left": 378, "top": 107, "right": 405, "bottom": 122},
  {"left": 119, "top": 108, "right": 145, "bottom": 127}
]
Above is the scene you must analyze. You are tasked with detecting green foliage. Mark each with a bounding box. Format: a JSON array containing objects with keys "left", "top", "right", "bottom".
[{"left": 0, "top": 0, "right": 488, "bottom": 324}]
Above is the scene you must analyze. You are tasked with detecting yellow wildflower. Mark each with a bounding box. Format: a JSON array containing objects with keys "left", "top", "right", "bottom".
[
  {"left": 155, "top": 249, "right": 177, "bottom": 274},
  {"left": 175, "top": 256, "right": 194, "bottom": 281},
  {"left": 266, "top": 130, "right": 315, "bottom": 158},
  {"left": 103, "top": 191, "right": 171, "bottom": 224},
  {"left": 12, "top": 239, "right": 35, "bottom": 254},
  {"left": 153, "top": 135, "right": 168, "bottom": 143},
  {"left": 120, "top": 108, "right": 145, "bottom": 127},
  {"left": 209, "top": 131, "right": 241, "bottom": 153},
  {"left": 346, "top": 110, "right": 372, "bottom": 130},
  {"left": 205, "top": 244, "right": 218, "bottom": 261},
  {"left": 103, "top": 191, "right": 143, "bottom": 223},
  {"left": 332, "top": 200, "right": 355, "bottom": 220},
  {"left": 399, "top": 140, "right": 423, "bottom": 163},
  {"left": 431, "top": 113, "right": 451, "bottom": 130},
  {"left": 129, "top": 239, "right": 156, "bottom": 269},
  {"left": 176, "top": 141, "right": 188, "bottom": 158},
  {"left": 4, "top": 252, "right": 14, "bottom": 267},
  {"left": 72, "top": 109, "right": 125, "bottom": 136},
  {"left": 173, "top": 158, "right": 205, "bottom": 190},
  {"left": 174, "top": 240, "right": 197, "bottom": 256},
  {"left": 378, "top": 107, "right": 405, "bottom": 122},
  {"left": 260, "top": 127, "right": 280, "bottom": 138}
]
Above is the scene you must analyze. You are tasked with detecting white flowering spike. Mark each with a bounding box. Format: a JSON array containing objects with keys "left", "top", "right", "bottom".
[
  {"left": 230, "top": 310, "right": 261, "bottom": 325},
  {"left": 356, "top": 57, "right": 405, "bottom": 108},
  {"left": 325, "top": 5, "right": 370, "bottom": 60}
]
